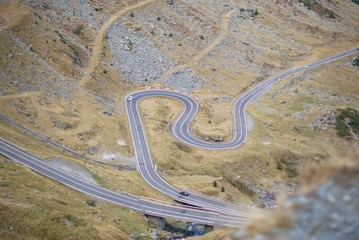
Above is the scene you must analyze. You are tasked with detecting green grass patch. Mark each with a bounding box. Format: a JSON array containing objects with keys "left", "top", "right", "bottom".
[
  {"left": 335, "top": 108, "right": 359, "bottom": 137},
  {"left": 91, "top": 172, "right": 102, "bottom": 184}
]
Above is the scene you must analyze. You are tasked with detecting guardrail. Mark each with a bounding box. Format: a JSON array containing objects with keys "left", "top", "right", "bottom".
[
  {"left": 185, "top": 189, "right": 262, "bottom": 212},
  {"left": 0, "top": 114, "right": 125, "bottom": 169}
]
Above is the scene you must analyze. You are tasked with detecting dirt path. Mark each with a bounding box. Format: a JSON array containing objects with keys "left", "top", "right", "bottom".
[
  {"left": 155, "top": 9, "right": 235, "bottom": 83},
  {"left": 76, "top": 0, "right": 158, "bottom": 133},
  {"left": 80, "top": 0, "right": 158, "bottom": 87},
  {"left": 75, "top": 3, "right": 233, "bottom": 139},
  {"left": 0, "top": 92, "right": 41, "bottom": 101}
]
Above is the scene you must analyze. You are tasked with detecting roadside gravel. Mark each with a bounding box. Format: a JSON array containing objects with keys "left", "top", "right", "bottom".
[{"left": 47, "top": 158, "right": 98, "bottom": 185}]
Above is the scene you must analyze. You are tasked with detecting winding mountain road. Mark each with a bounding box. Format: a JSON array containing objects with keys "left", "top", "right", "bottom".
[
  {"left": 125, "top": 47, "right": 359, "bottom": 212},
  {"left": 1, "top": 47, "right": 358, "bottom": 226},
  {"left": 0, "top": 138, "right": 249, "bottom": 227}
]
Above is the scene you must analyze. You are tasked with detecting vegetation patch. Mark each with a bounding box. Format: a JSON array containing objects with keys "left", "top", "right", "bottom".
[
  {"left": 91, "top": 172, "right": 102, "bottom": 184},
  {"left": 68, "top": 44, "right": 83, "bottom": 67},
  {"left": 224, "top": 176, "right": 256, "bottom": 197},
  {"left": 277, "top": 159, "right": 298, "bottom": 178},
  {"left": 335, "top": 108, "right": 359, "bottom": 137},
  {"left": 174, "top": 141, "right": 192, "bottom": 153},
  {"left": 73, "top": 25, "right": 84, "bottom": 35},
  {"left": 276, "top": 152, "right": 299, "bottom": 178},
  {"left": 300, "top": 0, "right": 336, "bottom": 18},
  {"left": 64, "top": 214, "right": 86, "bottom": 227},
  {"left": 352, "top": 0, "right": 359, "bottom": 5},
  {"left": 352, "top": 57, "right": 359, "bottom": 67},
  {"left": 85, "top": 199, "right": 97, "bottom": 207}
]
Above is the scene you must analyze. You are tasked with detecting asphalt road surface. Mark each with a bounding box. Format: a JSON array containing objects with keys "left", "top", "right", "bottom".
[
  {"left": 125, "top": 47, "right": 359, "bottom": 213},
  {"left": 0, "top": 138, "right": 249, "bottom": 227},
  {"left": 1, "top": 47, "right": 358, "bottom": 225}
]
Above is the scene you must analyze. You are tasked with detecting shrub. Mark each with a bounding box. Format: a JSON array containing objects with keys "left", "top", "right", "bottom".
[
  {"left": 328, "top": 10, "right": 335, "bottom": 19},
  {"left": 86, "top": 199, "right": 97, "bottom": 207},
  {"left": 221, "top": 187, "right": 225, "bottom": 192},
  {"left": 353, "top": 57, "right": 359, "bottom": 67},
  {"left": 276, "top": 158, "right": 298, "bottom": 178},
  {"left": 54, "top": 30, "right": 67, "bottom": 44},
  {"left": 303, "top": 0, "right": 312, "bottom": 9},
  {"left": 74, "top": 25, "right": 84, "bottom": 35},
  {"left": 68, "top": 45, "right": 83, "bottom": 66},
  {"left": 213, "top": 181, "right": 217, "bottom": 187},
  {"left": 276, "top": 161, "right": 283, "bottom": 170}
]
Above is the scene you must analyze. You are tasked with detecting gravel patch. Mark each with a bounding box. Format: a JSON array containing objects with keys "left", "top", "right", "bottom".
[
  {"left": 108, "top": 19, "right": 176, "bottom": 85},
  {"left": 246, "top": 113, "right": 255, "bottom": 132},
  {"left": 23, "top": 0, "right": 101, "bottom": 29},
  {"left": 101, "top": 152, "right": 136, "bottom": 165},
  {"left": 47, "top": 158, "right": 98, "bottom": 185},
  {"left": 162, "top": 67, "right": 207, "bottom": 92}
]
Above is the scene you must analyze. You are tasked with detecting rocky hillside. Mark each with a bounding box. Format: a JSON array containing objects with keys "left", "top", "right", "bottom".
[
  {"left": 1, "top": 0, "right": 359, "bottom": 238},
  {"left": 194, "top": 158, "right": 359, "bottom": 240}
]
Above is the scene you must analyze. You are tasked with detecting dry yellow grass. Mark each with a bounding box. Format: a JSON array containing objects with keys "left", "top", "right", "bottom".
[
  {"left": 1, "top": 0, "right": 358, "bottom": 237},
  {"left": 0, "top": 119, "right": 173, "bottom": 202},
  {"left": 137, "top": 51, "right": 359, "bottom": 204},
  {"left": 0, "top": 154, "right": 150, "bottom": 240}
]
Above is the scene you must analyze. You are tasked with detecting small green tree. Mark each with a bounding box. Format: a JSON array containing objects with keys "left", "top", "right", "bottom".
[
  {"left": 213, "top": 181, "right": 217, "bottom": 187},
  {"left": 221, "top": 186, "right": 225, "bottom": 192}
]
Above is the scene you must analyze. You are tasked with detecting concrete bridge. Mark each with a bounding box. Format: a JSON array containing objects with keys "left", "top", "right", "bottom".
[{"left": 145, "top": 214, "right": 214, "bottom": 234}]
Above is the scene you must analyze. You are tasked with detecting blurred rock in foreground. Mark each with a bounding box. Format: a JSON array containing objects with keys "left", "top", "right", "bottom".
[{"left": 231, "top": 159, "right": 359, "bottom": 240}]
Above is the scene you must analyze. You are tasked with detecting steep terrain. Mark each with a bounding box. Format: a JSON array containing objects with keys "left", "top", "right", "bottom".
[
  {"left": 193, "top": 158, "right": 359, "bottom": 240},
  {"left": 1, "top": 0, "right": 359, "bottom": 238}
]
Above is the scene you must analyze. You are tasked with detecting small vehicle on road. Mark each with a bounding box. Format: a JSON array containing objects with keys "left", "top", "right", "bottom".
[
  {"left": 128, "top": 95, "right": 133, "bottom": 101},
  {"left": 304, "top": 65, "right": 309, "bottom": 69},
  {"left": 179, "top": 191, "right": 189, "bottom": 196}
]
